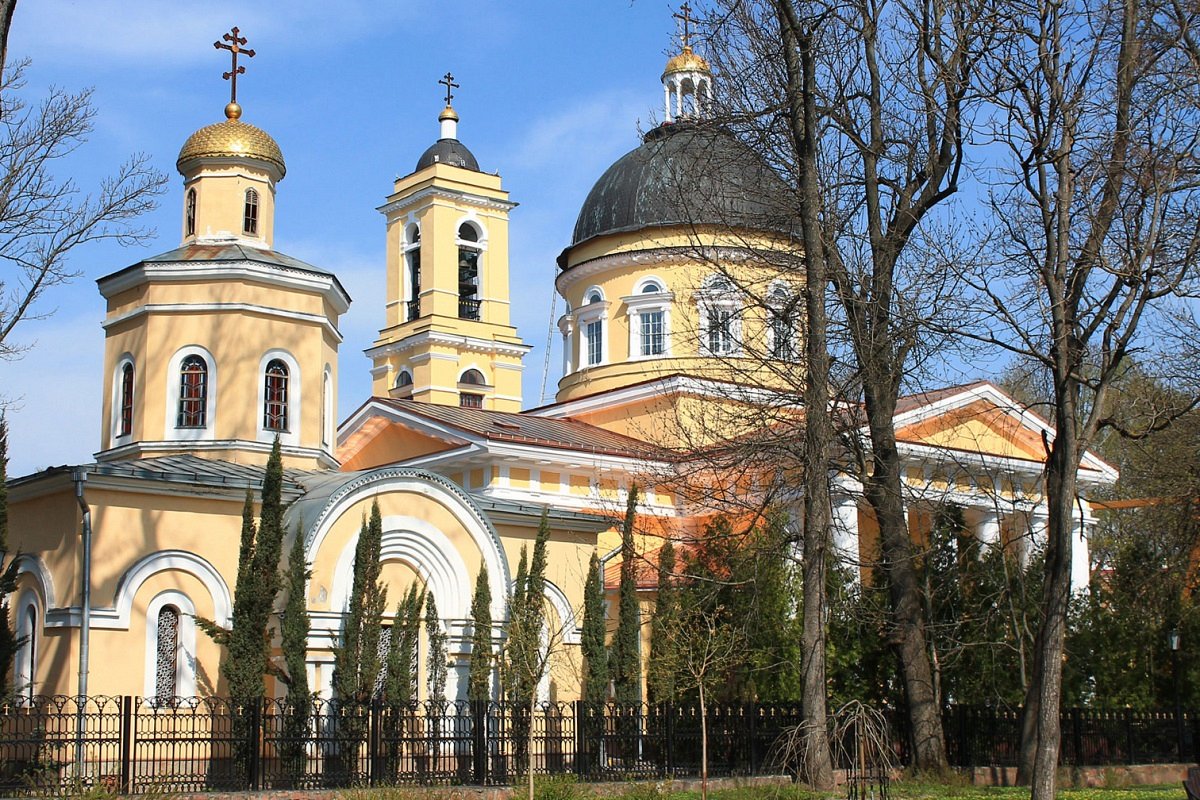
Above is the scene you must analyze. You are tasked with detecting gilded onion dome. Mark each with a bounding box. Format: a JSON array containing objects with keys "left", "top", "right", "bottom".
[
  {"left": 176, "top": 102, "right": 286, "bottom": 177},
  {"left": 662, "top": 45, "right": 710, "bottom": 77}
]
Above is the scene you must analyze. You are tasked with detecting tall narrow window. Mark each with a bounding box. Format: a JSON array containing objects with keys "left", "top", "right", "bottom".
[
  {"left": 243, "top": 188, "right": 259, "bottom": 236},
  {"left": 640, "top": 310, "right": 665, "bottom": 356},
  {"left": 19, "top": 605, "right": 36, "bottom": 700},
  {"left": 185, "top": 189, "right": 197, "bottom": 237},
  {"left": 458, "top": 223, "right": 481, "bottom": 320},
  {"left": 586, "top": 320, "right": 603, "bottom": 366},
  {"left": 263, "top": 359, "right": 289, "bottom": 432},
  {"left": 155, "top": 605, "right": 179, "bottom": 703},
  {"left": 177, "top": 356, "right": 208, "bottom": 428},
  {"left": 407, "top": 228, "right": 422, "bottom": 321},
  {"left": 119, "top": 362, "right": 134, "bottom": 437},
  {"left": 771, "top": 309, "right": 795, "bottom": 360},
  {"left": 707, "top": 309, "right": 735, "bottom": 354}
]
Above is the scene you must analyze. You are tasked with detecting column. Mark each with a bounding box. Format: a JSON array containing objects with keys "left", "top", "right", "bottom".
[
  {"left": 831, "top": 493, "right": 861, "bottom": 580},
  {"left": 974, "top": 509, "right": 1002, "bottom": 554},
  {"left": 1025, "top": 510, "right": 1049, "bottom": 569},
  {"left": 1071, "top": 514, "right": 1094, "bottom": 590}
]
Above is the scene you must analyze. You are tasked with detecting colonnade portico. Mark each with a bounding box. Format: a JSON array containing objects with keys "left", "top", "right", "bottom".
[{"left": 829, "top": 474, "right": 1094, "bottom": 590}]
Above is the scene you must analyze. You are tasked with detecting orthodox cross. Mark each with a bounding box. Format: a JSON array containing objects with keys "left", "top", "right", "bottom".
[
  {"left": 214, "top": 27, "right": 255, "bottom": 104},
  {"left": 674, "top": 3, "right": 694, "bottom": 49},
  {"left": 439, "top": 72, "right": 460, "bottom": 106}
]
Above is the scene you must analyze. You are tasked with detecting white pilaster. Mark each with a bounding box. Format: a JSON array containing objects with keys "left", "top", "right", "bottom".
[{"left": 831, "top": 493, "right": 861, "bottom": 579}]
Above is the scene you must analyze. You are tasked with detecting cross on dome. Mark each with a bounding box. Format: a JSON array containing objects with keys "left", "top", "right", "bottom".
[
  {"left": 214, "top": 26, "right": 255, "bottom": 112},
  {"left": 674, "top": 2, "right": 695, "bottom": 49},
  {"left": 662, "top": 6, "right": 712, "bottom": 123},
  {"left": 439, "top": 72, "right": 460, "bottom": 107}
]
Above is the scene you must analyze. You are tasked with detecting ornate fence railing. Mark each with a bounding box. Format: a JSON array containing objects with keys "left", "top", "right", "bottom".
[{"left": 0, "top": 697, "right": 1193, "bottom": 796}]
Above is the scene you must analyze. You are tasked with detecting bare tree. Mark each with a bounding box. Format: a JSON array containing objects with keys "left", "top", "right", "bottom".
[
  {"left": 951, "top": 0, "right": 1200, "bottom": 794},
  {"left": 699, "top": 0, "right": 1000, "bottom": 770},
  {"left": 0, "top": 29, "right": 166, "bottom": 359}
]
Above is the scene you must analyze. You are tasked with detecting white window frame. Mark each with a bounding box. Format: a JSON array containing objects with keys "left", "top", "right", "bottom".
[
  {"left": 322, "top": 365, "right": 334, "bottom": 448},
  {"left": 165, "top": 345, "right": 217, "bottom": 441},
  {"left": 575, "top": 287, "right": 609, "bottom": 367},
  {"left": 767, "top": 284, "right": 799, "bottom": 361},
  {"left": 256, "top": 349, "right": 301, "bottom": 446},
  {"left": 110, "top": 353, "right": 136, "bottom": 448},
  {"left": 143, "top": 590, "right": 197, "bottom": 701},
  {"left": 696, "top": 276, "right": 742, "bottom": 356},
  {"left": 623, "top": 277, "right": 673, "bottom": 360},
  {"left": 15, "top": 590, "right": 40, "bottom": 700}
]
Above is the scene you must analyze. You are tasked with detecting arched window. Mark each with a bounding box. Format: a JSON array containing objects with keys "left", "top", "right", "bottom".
[
  {"left": 185, "top": 189, "right": 197, "bottom": 237},
  {"left": 460, "top": 369, "right": 485, "bottom": 385},
  {"left": 627, "top": 278, "right": 672, "bottom": 359},
  {"left": 263, "top": 359, "right": 289, "bottom": 432},
  {"left": 17, "top": 603, "right": 36, "bottom": 700},
  {"left": 395, "top": 370, "right": 414, "bottom": 388},
  {"left": 458, "top": 223, "right": 482, "bottom": 320},
  {"left": 406, "top": 226, "right": 422, "bottom": 321},
  {"left": 587, "top": 291, "right": 603, "bottom": 305},
  {"left": 769, "top": 287, "right": 797, "bottom": 360},
  {"left": 243, "top": 188, "right": 259, "bottom": 236},
  {"left": 119, "top": 362, "right": 134, "bottom": 437},
  {"left": 177, "top": 356, "right": 208, "bottom": 428},
  {"left": 155, "top": 605, "right": 180, "bottom": 703},
  {"left": 641, "top": 281, "right": 662, "bottom": 294}
]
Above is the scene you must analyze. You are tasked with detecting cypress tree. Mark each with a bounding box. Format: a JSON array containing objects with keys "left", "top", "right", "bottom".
[
  {"left": 279, "top": 524, "right": 311, "bottom": 777},
  {"left": 332, "top": 501, "right": 387, "bottom": 703},
  {"left": 0, "top": 414, "right": 8, "bottom": 553},
  {"left": 467, "top": 566, "right": 493, "bottom": 701},
  {"left": 581, "top": 550, "right": 608, "bottom": 704},
  {"left": 426, "top": 592, "right": 448, "bottom": 705},
  {"left": 384, "top": 583, "right": 423, "bottom": 704},
  {"left": 504, "top": 546, "right": 529, "bottom": 702},
  {"left": 610, "top": 485, "right": 641, "bottom": 705},
  {"left": 219, "top": 491, "right": 260, "bottom": 700},
  {"left": 647, "top": 539, "right": 678, "bottom": 704},
  {"left": 507, "top": 511, "right": 551, "bottom": 705}
]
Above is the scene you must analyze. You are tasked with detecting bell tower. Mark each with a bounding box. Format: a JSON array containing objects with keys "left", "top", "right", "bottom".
[{"left": 367, "top": 76, "right": 530, "bottom": 412}]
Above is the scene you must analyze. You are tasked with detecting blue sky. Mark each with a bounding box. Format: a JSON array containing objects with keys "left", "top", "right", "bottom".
[{"left": 1, "top": 0, "right": 684, "bottom": 476}]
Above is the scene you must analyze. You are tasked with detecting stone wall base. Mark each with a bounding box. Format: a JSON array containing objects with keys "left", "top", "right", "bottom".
[{"left": 967, "top": 762, "right": 1190, "bottom": 788}]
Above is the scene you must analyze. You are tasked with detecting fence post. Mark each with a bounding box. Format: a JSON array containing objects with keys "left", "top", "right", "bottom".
[
  {"left": 119, "top": 696, "right": 134, "bottom": 794},
  {"left": 748, "top": 702, "right": 758, "bottom": 775},
  {"left": 247, "top": 698, "right": 262, "bottom": 791},
  {"left": 472, "top": 700, "right": 488, "bottom": 785},
  {"left": 665, "top": 702, "right": 674, "bottom": 777},
  {"left": 1125, "top": 708, "right": 1135, "bottom": 765},
  {"left": 368, "top": 699, "right": 381, "bottom": 786}
]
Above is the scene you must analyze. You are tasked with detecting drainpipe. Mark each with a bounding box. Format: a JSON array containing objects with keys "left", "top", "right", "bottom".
[{"left": 73, "top": 468, "right": 91, "bottom": 775}]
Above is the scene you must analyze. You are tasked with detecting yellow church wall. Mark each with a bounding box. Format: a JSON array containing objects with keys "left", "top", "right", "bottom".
[
  {"left": 339, "top": 423, "right": 456, "bottom": 472},
  {"left": 183, "top": 163, "right": 278, "bottom": 248},
  {"left": 88, "top": 568, "right": 226, "bottom": 697},
  {"left": 896, "top": 400, "right": 1046, "bottom": 463},
  {"left": 9, "top": 484, "right": 83, "bottom": 605},
  {"left": 100, "top": 303, "right": 336, "bottom": 467},
  {"left": 84, "top": 488, "right": 245, "bottom": 607}
]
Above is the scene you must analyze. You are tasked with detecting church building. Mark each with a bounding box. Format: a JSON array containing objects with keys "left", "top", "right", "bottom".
[{"left": 3, "top": 22, "right": 1115, "bottom": 704}]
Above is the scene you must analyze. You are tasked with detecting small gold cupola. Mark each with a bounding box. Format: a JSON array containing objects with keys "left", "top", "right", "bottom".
[
  {"left": 177, "top": 27, "right": 283, "bottom": 249},
  {"left": 661, "top": 3, "right": 712, "bottom": 122}
]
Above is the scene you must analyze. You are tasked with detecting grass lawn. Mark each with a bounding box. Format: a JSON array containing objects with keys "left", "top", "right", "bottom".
[{"left": 653, "top": 781, "right": 1183, "bottom": 800}]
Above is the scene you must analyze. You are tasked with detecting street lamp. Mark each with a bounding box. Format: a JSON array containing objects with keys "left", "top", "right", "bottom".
[{"left": 1169, "top": 629, "right": 1183, "bottom": 760}]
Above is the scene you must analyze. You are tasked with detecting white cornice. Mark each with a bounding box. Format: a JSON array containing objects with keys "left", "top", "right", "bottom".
[
  {"left": 531, "top": 374, "right": 786, "bottom": 418},
  {"left": 102, "top": 302, "right": 343, "bottom": 343},
  {"left": 377, "top": 185, "right": 517, "bottom": 216},
  {"left": 556, "top": 245, "right": 772, "bottom": 295},
  {"left": 93, "top": 439, "right": 340, "bottom": 471},
  {"left": 364, "top": 330, "right": 532, "bottom": 360},
  {"left": 99, "top": 260, "right": 351, "bottom": 315}
]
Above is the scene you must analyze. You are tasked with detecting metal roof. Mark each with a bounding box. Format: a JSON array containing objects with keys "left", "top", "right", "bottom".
[
  {"left": 371, "top": 397, "right": 665, "bottom": 459},
  {"left": 415, "top": 138, "right": 481, "bottom": 172},
  {"left": 11, "top": 454, "right": 317, "bottom": 495}
]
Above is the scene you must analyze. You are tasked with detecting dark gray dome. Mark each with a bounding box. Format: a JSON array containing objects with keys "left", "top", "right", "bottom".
[
  {"left": 415, "top": 138, "right": 480, "bottom": 172},
  {"left": 563, "top": 122, "right": 794, "bottom": 262}
]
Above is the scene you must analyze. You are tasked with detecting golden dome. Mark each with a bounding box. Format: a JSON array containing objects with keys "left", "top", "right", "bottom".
[
  {"left": 663, "top": 45, "right": 710, "bottom": 76},
  {"left": 176, "top": 103, "right": 286, "bottom": 177}
]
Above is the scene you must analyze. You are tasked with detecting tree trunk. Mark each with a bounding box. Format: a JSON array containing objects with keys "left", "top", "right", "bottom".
[
  {"left": 863, "top": 385, "right": 948, "bottom": 773},
  {"left": 775, "top": 0, "right": 835, "bottom": 788}
]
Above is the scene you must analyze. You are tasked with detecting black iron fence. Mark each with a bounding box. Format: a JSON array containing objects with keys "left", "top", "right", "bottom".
[{"left": 0, "top": 697, "right": 1194, "bottom": 796}]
